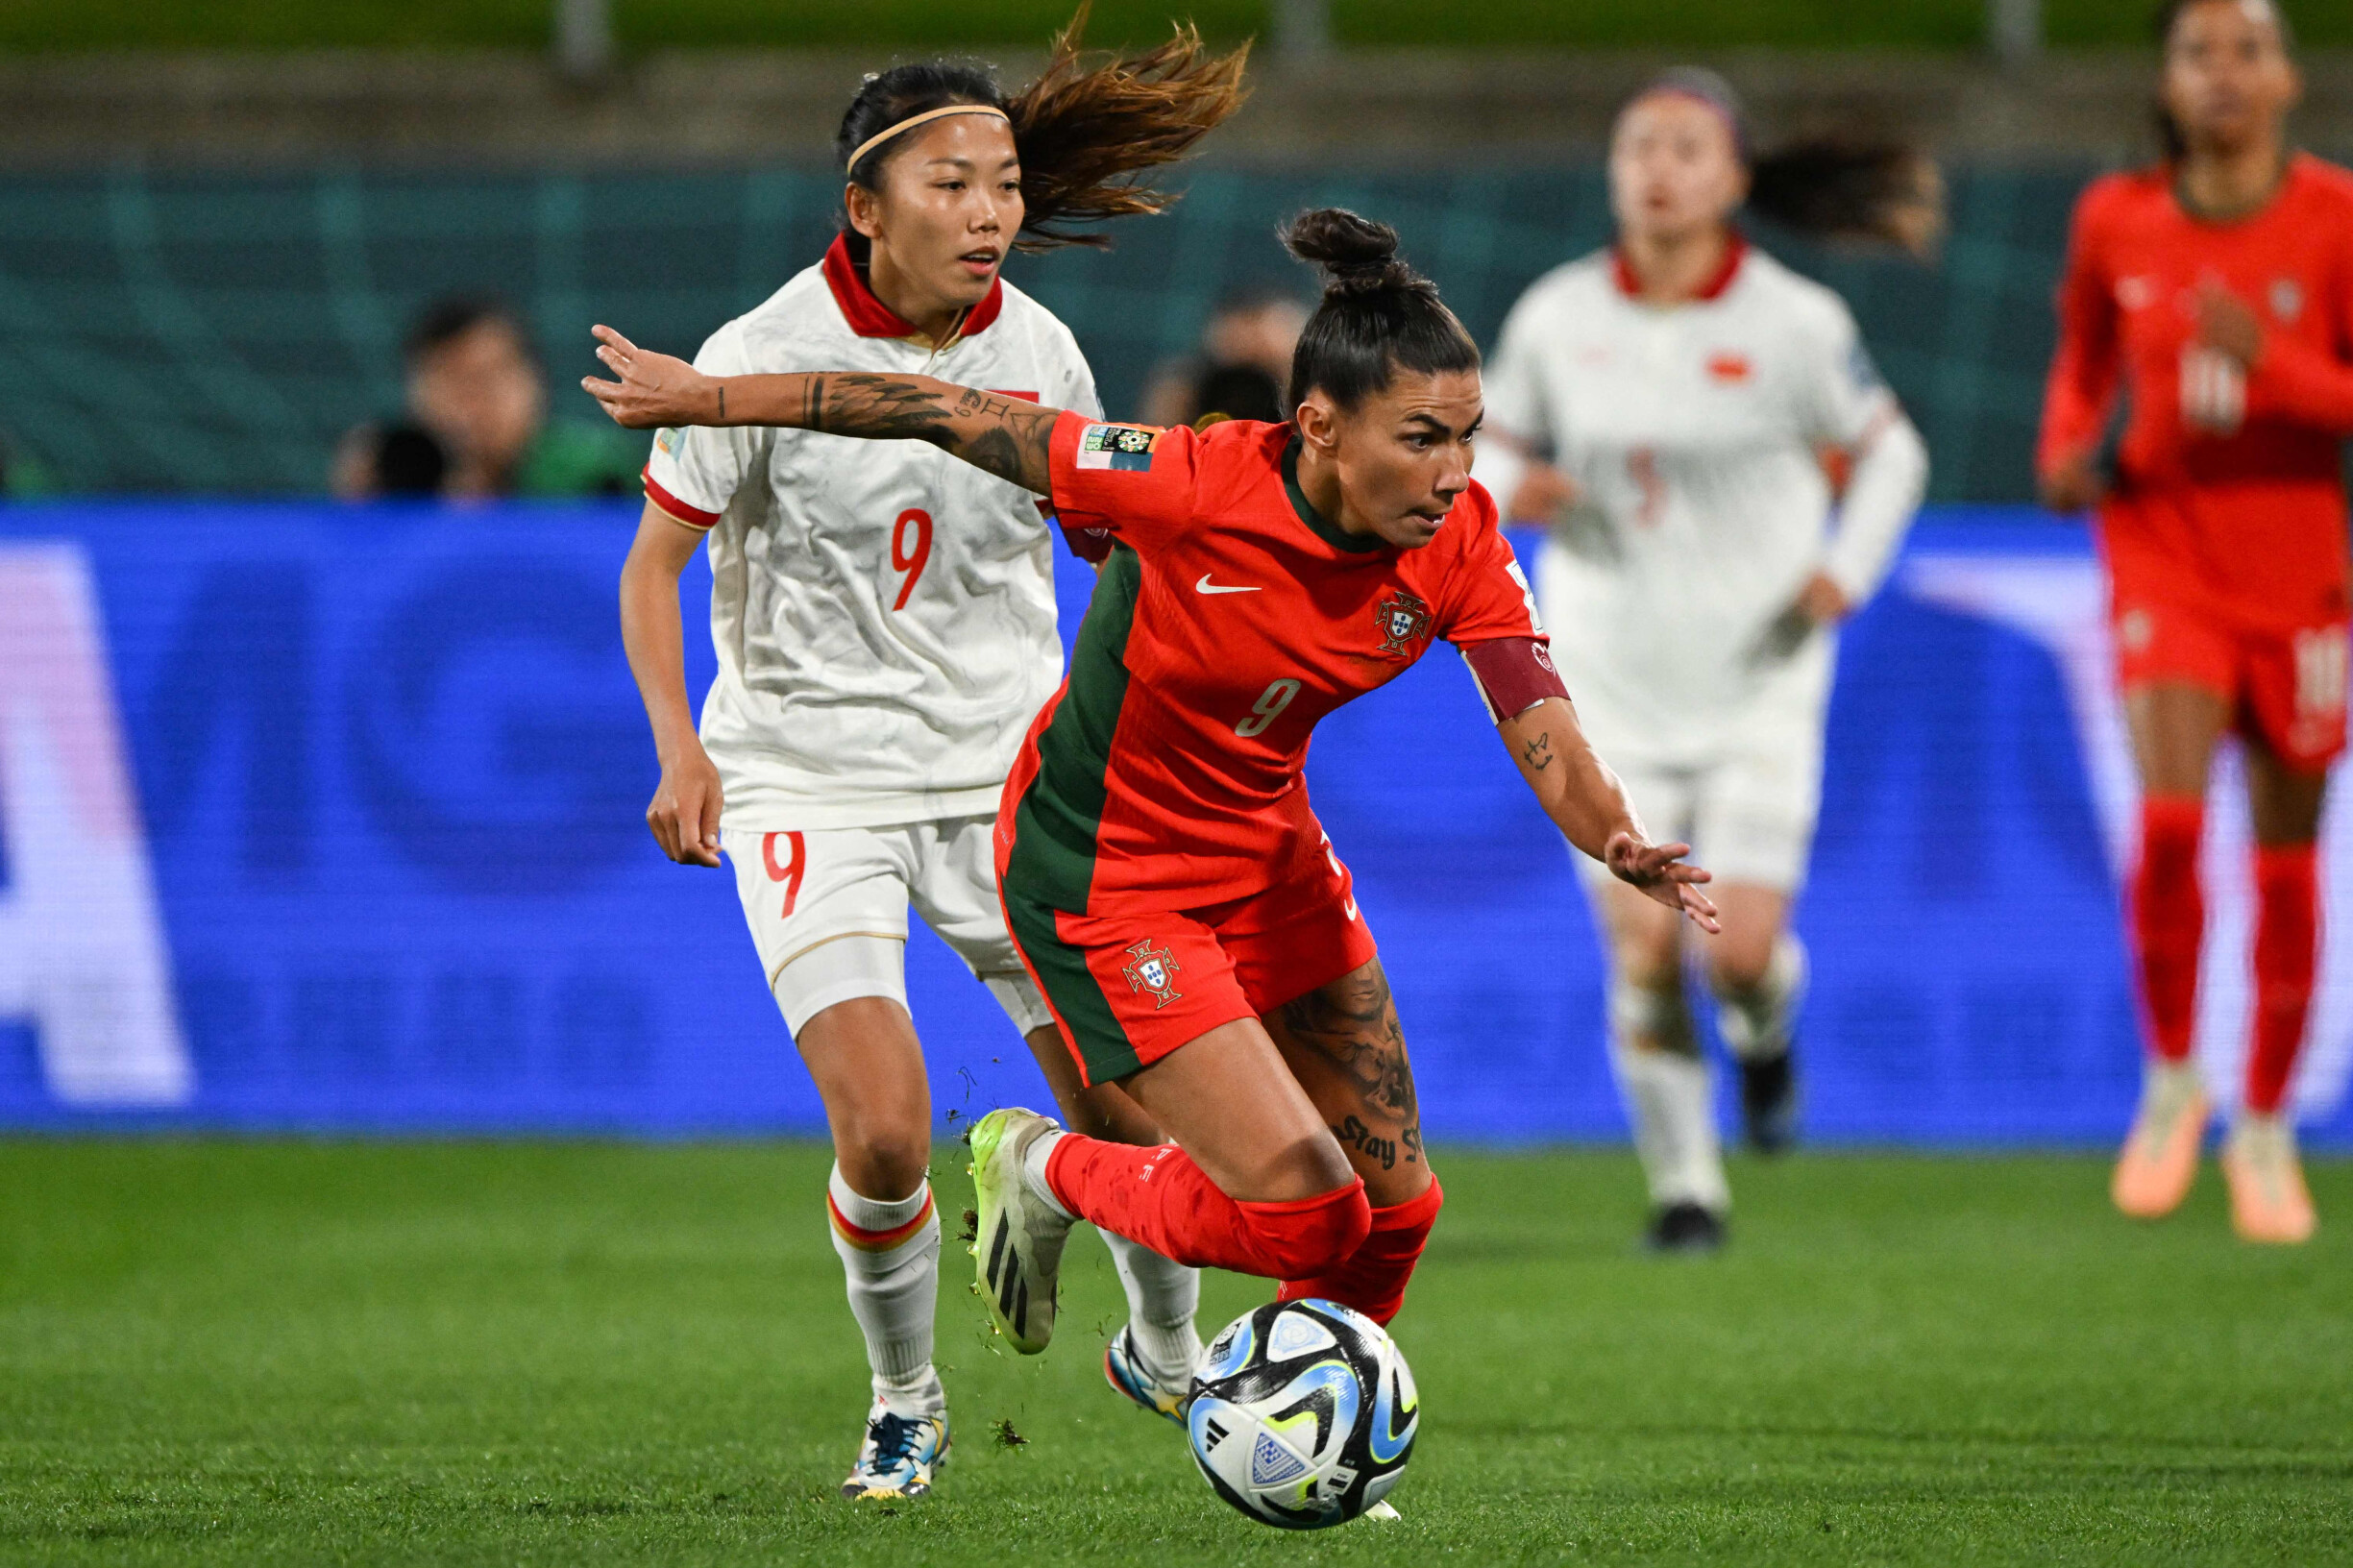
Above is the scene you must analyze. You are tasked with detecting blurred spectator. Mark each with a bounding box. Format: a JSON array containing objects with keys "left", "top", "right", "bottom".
[
  {"left": 332, "top": 420, "right": 449, "bottom": 498},
  {"left": 332, "top": 298, "right": 640, "bottom": 500},
  {"left": 1141, "top": 284, "right": 1311, "bottom": 429}
]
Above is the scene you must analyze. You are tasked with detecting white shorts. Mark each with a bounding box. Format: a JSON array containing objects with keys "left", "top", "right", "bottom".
[
  {"left": 723, "top": 814, "right": 1053, "bottom": 1040},
  {"left": 1573, "top": 707, "right": 1826, "bottom": 896}
]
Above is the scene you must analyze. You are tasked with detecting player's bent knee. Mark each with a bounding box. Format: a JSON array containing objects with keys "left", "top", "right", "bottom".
[
  {"left": 1238, "top": 1179, "right": 1373, "bottom": 1278},
  {"left": 1707, "top": 946, "right": 1774, "bottom": 995},
  {"left": 1611, "top": 933, "right": 1681, "bottom": 992},
  {"left": 835, "top": 1124, "right": 933, "bottom": 1201}
]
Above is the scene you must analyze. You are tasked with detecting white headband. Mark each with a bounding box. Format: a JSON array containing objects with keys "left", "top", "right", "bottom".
[{"left": 846, "top": 105, "right": 1013, "bottom": 176}]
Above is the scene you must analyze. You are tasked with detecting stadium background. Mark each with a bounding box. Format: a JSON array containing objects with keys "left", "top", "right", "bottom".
[{"left": 3, "top": 9, "right": 2352, "bottom": 1145}]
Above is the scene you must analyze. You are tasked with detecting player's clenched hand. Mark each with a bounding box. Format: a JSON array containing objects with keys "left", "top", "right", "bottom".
[
  {"left": 2193, "top": 282, "right": 2265, "bottom": 368},
  {"left": 1507, "top": 462, "right": 1581, "bottom": 524},
  {"left": 1793, "top": 570, "right": 1852, "bottom": 626},
  {"left": 648, "top": 743, "right": 724, "bottom": 868},
  {"left": 2038, "top": 448, "right": 2106, "bottom": 513},
  {"left": 1604, "top": 831, "right": 1720, "bottom": 933},
  {"left": 582, "top": 326, "right": 719, "bottom": 429}
]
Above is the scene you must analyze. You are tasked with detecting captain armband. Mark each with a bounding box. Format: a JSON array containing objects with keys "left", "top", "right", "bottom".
[{"left": 1461, "top": 636, "right": 1569, "bottom": 723}]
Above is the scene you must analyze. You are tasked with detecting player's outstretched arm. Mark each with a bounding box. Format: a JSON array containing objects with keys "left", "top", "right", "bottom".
[
  {"left": 582, "top": 326, "right": 1062, "bottom": 496},
  {"left": 1499, "top": 696, "right": 1720, "bottom": 933}
]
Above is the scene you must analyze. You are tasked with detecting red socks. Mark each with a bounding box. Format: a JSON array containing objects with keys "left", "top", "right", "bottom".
[
  {"left": 2132, "top": 796, "right": 2206, "bottom": 1064},
  {"left": 2130, "top": 789, "right": 2320, "bottom": 1115},
  {"left": 1044, "top": 1136, "right": 1370, "bottom": 1281},
  {"left": 2248, "top": 842, "right": 2319, "bottom": 1116},
  {"left": 1043, "top": 1138, "right": 1447, "bottom": 1321},
  {"left": 1278, "top": 1178, "right": 1443, "bottom": 1327}
]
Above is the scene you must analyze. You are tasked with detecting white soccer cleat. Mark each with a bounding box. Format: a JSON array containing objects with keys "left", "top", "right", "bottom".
[
  {"left": 1104, "top": 1324, "right": 1192, "bottom": 1424},
  {"left": 840, "top": 1400, "right": 950, "bottom": 1501},
  {"left": 968, "top": 1106, "right": 1072, "bottom": 1354}
]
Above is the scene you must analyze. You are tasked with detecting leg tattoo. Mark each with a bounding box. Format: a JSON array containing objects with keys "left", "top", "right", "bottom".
[{"left": 1277, "top": 962, "right": 1423, "bottom": 1169}]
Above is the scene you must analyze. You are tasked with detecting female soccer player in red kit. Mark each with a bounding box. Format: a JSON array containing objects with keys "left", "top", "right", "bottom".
[
  {"left": 586, "top": 209, "right": 1717, "bottom": 1355},
  {"left": 2041, "top": 0, "right": 2353, "bottom": 1243}
]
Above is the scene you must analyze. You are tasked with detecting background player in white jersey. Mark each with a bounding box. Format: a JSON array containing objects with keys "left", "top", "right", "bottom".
[
  {"left": 1479, "top": 70, "right": 1934, "bottom": 1252},
  {"left": 614, "top": 26, "right": 1246, "bottom": 1499}
]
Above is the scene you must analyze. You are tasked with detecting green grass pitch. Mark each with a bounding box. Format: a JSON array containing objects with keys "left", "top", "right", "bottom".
[{"left": 3, "top": 1139, "right": 2348, "bottom": 1565}]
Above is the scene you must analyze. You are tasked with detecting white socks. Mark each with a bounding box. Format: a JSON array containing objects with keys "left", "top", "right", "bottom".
[
  {"left": 1021, "top": 1126, "right": 1074, "bottom": 1220},
  {"left": 1609, "top": 974, "right": 1729, "bottom": 1213},
  {"left": 1711, "top": 934, "right": 1807, "bottom": 1063},
  {"left": 1020, "top": 1125, "right": 1199, "bottom": 1386},
  {"left": 1101, "top": 1230, "right": 1204, "bottom": 1386},
  {"left": 826, "top": 1163, "right": 944, "bottom": 1418}
]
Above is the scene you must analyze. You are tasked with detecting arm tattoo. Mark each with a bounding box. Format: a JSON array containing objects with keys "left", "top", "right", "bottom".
[
  {"left": 716, "top": 384, "right": 724, "bottom": 422},
  {"left": 1521, "top": 732, "right": 1555, "bottom": 772},
  {"left": 798, "top": 373, "right": 1054, "bottom": 492},
  {"left": 1276, "top": 960, "right": 1421, "bottom": 1137}
]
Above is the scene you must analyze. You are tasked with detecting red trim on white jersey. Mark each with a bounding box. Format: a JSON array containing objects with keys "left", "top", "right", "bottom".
[
  {"left": 821, "top": 233, "right": 1005, "bottom": 340},
  {"left": 643, "top": 466, "right": 720, "bottom": 529},
  {"left": 1611, "top": 231, "right": 1749, "bottom": 304}
]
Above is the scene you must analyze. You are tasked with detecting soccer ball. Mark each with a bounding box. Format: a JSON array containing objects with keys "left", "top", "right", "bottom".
[{"left": 1186, "top": 1297, "right": 1418, "bottom": 1529}]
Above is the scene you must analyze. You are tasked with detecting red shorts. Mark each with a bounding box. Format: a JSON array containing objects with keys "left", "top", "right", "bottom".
[
  {"left": 1001, "top": 839, "right": 1378, "bottom": 1088},
  {"left": 2112, "top": 586, "right": 2348, "bottom": 769}
]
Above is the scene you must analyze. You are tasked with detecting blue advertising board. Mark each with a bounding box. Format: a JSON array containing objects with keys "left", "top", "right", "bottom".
[{"left": 1, "top": 501, "right": 2346, "bottom": 1144}]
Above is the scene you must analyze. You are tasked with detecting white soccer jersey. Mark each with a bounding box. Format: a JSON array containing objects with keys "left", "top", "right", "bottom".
[
  {"left": 645, "top": 238, "right": 1101, "bottom": 831},
  {"left": 1480, "top": 240, "right": 1925, "bottom": 765}
]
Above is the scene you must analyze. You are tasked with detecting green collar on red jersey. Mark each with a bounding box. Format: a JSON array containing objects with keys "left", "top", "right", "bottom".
[{"left": 1282, "top": 438, "right": 1387, "bottom": 555}]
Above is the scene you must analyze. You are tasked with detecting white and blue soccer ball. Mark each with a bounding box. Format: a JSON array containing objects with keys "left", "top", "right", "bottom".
[{"left": 1186, "top": 1298, "right": 1418, "bottom": 1529}]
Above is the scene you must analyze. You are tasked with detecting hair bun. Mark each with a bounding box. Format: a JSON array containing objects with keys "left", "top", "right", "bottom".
[{"left": 1281, "top": 208, "right": 1420, "bottom": 294}]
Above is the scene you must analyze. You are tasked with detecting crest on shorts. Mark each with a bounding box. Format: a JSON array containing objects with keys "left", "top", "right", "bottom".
[
  {"left": 1374, "top": 590, "right": 1434, "bottom": 658},
  {"left": 1120, "top": 939, "right": 1183, "bottom": 1008}
]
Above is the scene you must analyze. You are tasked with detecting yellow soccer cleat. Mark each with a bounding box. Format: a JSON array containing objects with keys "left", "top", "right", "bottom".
[
  {"left": 968, "top": 1107, "right": 1071, "bottom": 1354},
  {"left": 2220, "top": 1114, "right": 2317, "bottom": 1245},
  {"left": 2111, "top": 1059, "right": 2209, "bottom": 1219}
]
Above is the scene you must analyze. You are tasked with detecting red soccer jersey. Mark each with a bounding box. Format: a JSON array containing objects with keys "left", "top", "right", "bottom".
[
  {"left": 2039, "top": 155, "right": 2353, "bottom": 630},
  {"left": 1001, "top": 413, "right": 1547, "bottom": 915}
]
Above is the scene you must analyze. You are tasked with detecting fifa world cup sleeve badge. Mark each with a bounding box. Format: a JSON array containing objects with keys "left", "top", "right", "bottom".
[
  {"left": 1374, "top": 590, "right": 1434, "bottom": 659},
  {"left": 1120, "top": 939, "right": 1184, "bottom": 1008}
]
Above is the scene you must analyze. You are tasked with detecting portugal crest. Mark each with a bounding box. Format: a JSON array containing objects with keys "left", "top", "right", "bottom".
[
  {"left": 1120, "top": 939, "right": 1183, "bottom": 1008},
  {"left": 1374, "top": 590, "right": 1434, "bottom": 658}
]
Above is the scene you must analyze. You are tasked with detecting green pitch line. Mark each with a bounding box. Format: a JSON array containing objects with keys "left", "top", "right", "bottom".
[
  {"left": 1, "top": 1140, "right": 2346, "bottom": 1564},
  {"left": 4, "top": 0, "right": 2347, "bottom": 52}
]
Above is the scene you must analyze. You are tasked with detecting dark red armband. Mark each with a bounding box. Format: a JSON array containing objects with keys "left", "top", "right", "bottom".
[
  {"left": 1461, "top": 636, "right": 1568, "bottom": 722},
  {"left": 1045, "top": 504, "right": 1114, "bottom": 564}
]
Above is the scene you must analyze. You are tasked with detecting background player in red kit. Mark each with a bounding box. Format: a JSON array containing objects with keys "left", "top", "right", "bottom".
[
  {"left": 2040, "top": 0, "right": 2353, "bottom": 1244},
  {"left": 584, "top": 208, "right": 1717, "bottom": 1364}
]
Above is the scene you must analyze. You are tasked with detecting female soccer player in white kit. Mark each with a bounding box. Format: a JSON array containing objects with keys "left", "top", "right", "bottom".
[
  {"left": 1480, "top": 70, "right": 1933, "bottom": 1251},
  {"left": 615, "top": 30, "right": 1246, "bottom": 1498}
]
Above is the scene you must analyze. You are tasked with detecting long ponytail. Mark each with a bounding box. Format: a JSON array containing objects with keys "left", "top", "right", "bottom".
[
  {"left": 1619, "top": 69, "right": 1944, "bottom": 258},
  {"left": 833, "top": 4, "right": 1249, "bottom": 254},
  {"left": 1748, "top": 139, "right": 1946, "bottom": 257}
]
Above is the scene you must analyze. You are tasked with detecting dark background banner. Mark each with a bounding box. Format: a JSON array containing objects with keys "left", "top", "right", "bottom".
[{"left": 6, "top": 500, "right": 2342, "bottom": 1143}]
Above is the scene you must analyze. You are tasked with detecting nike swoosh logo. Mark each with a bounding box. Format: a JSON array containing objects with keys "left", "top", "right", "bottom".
[{"left": 1194, "top": 575, "right": 1262, "bottom": 595}]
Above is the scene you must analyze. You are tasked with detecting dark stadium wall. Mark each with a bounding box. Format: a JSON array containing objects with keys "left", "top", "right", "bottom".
[{"left": 0, "top": 161, "right": 2089, "bottom": 501}]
